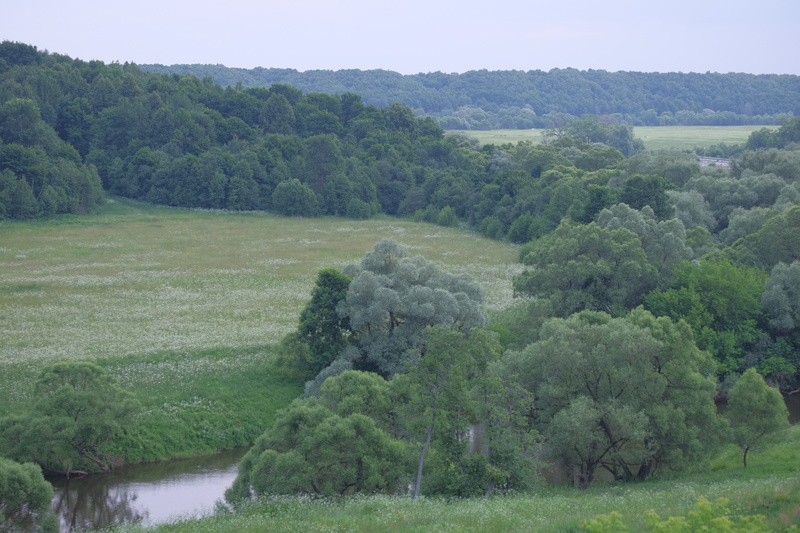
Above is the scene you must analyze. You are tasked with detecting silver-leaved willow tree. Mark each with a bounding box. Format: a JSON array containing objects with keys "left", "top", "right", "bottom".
[{"left": 304, "top": 239, "right": 487, "bottom": 395}]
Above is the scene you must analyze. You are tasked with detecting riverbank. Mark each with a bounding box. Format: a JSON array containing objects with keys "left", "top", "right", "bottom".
[
  {"left": 118, "top": 425, "right": 800, "bottom": 532},
  {"left": 106, "top": 346, "right": 303, "bottom": 464}
]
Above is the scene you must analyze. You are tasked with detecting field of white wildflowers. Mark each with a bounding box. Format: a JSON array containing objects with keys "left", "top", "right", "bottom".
[{"left": 0, "top": 205, "right": 518, "bottom": 365}]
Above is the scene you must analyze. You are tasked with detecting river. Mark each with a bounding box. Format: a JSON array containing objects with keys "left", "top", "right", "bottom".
[
  {"left": 46, "top": 394, "right": 800, "bottom": 532},
  {"left": 49, "top": 448, "right": 244, "bottom": 532}
]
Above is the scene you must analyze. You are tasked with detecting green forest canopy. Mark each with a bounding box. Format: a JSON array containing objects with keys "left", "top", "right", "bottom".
[{"left": 141, "top": 63, "right": 800, "bottom": 129}]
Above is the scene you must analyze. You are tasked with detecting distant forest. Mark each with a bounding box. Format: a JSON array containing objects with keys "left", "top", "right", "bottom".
[{"left": 141, "top": 64, "right": 800, "bottom": 129}]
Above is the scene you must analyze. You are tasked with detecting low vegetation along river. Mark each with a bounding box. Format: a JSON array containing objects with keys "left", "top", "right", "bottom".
[{"left": 49, "top": 397, "right": 800, "bottom": 532}]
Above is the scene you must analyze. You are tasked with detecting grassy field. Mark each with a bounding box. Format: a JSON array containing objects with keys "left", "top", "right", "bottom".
[
  {"left": 448, "top": 125, "right": 776, "bottom": 150},
  {"left": 0, "top": 199, "right": 519, "bottom": 460},
  {"left": 123, "top": 425, "right": 800, "bottom": 532}
]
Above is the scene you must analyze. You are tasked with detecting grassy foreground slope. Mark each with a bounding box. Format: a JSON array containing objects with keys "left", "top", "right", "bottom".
[
  {"left": 124, "top": 425, "right": 800, "bottom": 532},
  {"left": 450, "top": 125, "right": 775, "bottom": 150},
  {"left": 0, "top": 200, "right": 519, "bottom": 461}
]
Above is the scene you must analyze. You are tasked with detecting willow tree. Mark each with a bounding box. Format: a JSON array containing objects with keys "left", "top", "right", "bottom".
[
  {"left": 596, "top": 203, "right": 692, "bottom": 280},
  {"left": 0, "top": 457, "right": 57, "bottom": 532},
  {"left": 305, "top": 240, "right": 486, "bottom": 393},
  {"left": 226, "top": 371, "right": 410, "bottom": 503},
  {"left": 499, "top": 309, "right": 721, "bottom": 488},
  {"left": 0, "top": 362, "right": 139, "bottom": 475}
]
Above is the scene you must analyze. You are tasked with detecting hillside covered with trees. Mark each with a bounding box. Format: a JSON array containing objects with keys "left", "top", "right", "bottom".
[{"left": 141, "top": 64, "right": 800, "bottom": 129}]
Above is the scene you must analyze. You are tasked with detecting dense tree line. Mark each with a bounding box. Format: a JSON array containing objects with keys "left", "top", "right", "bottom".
[
  {"left": 141, "top": 63, "right": 800, "bottom": 128},
  {"left": 229, "top": 241, "right": 789, "bottom": 501}
]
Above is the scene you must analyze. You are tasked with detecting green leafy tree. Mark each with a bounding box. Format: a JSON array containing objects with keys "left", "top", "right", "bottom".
[
  {"left": 304, "top": 134, "right": 343, "bottom": 193},
  {"left": 620, "top": 174, "right": 672, "bottom": 220},
  {"left": 0, "top": 362, "right": 139, "bottom": 475},
  {"left": 644, "top": 259, "right": 767, "bottom": 374},
  {"left": 0, "top": 456, "right": 57, "bottom": 532},
  {"left": 0, "top": 169, "right": 38, "bottom": 219},
  {"left": 271, "top": 178, "right": 319, "bottom": 216},
  {"left": 579, "top": 184, "right": 620, "bottom": 224},
  {"left": 346, "top": 198, "right": 372, "bottom": 219},
  {"left": 396, "top": 327, "right": 495, "bottom": 498},
  {"left": 719, "top": 207, "right": 776, "bottom": 246},
  {"left": 761, "top": 261, "right": 800, "bottom": 334},
  {"left": 514, "top": 222, "right": 657, "bottom": 317},
  {"left": 226, "top": 371, "right": 410, "bottom": 503},
  {"left": 566, "top": 116, "right": 643, "bottom": 156},
  {"left": 729, "top": 205, "right": 800, "bottom": 269},
  {"left": 500, "top": 310, "right": 720, "bottom": 488},
  {"left": 596, "top": 203, "right": 692, "bottom": 280},
  {"left": 296, "top": 268, "right": 352, "bottom": 375},
  {"left": 666, "top": 190, "right": 716, "bottom": 231},
  {"left": 726, "top": 368, "right": 789, "bottom": 467},
  {"left": 259, "top": 93, "right": 295, "bottom": 134},
  {"left": 334, "top": 239, "right": 486, "bottom": 378},
  {"left": 0, "top": 98, "right": 53, "bottom": 148}
]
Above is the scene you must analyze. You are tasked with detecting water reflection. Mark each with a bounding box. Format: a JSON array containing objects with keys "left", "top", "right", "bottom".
[
  {"left": 53, "top": 481, "right": 144, "bottom": 531},
  {"left": 49, "top": 448, "right": 244, "bottom": 532}
]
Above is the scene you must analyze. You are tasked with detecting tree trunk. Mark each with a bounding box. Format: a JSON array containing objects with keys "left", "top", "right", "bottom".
[
  {"left": 78, "top": 449, "right": 110, "bottom": 472},
  {"left": 413, "top": 425, "right": 433, "bottom": 500},
  {"left": 743, "top": 446, "right": 749, "bottom": 468},
  {"left": 636, "top": 460, "right": 653, "bottom": 481},
  {"left": 484, "top": 479, "right": 496, "bottom": 498}
]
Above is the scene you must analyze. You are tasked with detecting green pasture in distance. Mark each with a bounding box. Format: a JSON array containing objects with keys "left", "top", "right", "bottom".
[
  {"left": 447, "top": 129, "right": 545, "bottom": 146},
  {"left": 634, "top": 125, "right": 776, "bottom": 150},
  {"left": 448, "top": 125, "right": 776, "bottom": 150}
]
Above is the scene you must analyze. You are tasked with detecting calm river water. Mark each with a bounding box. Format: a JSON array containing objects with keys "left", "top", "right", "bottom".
[
  {"left": 50, "top": 448, "right": 244, "bottom": 532},
  {"left": 47, "top": 395, "right": 800, "bottom": 532}
]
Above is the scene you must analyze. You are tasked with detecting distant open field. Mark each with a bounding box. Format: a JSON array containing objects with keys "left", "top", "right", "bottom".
[
  {"left": 449, "top": 125, "right": 777, "bottom": 150},
  {"left": 0, "top": 200, "right": 519, "bottom": 459}
]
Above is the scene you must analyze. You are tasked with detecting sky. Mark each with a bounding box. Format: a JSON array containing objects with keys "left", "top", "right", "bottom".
[{"left": 3, "top": 0, "right": 799, "bottom": 75}]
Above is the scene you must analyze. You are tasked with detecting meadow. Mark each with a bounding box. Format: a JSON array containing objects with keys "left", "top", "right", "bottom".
[
  {"left": 0, "top": 199, "right": 520, "bottom": 460},
  {"left": 448, "top": 125, "right": 775, "bottom": 150}
]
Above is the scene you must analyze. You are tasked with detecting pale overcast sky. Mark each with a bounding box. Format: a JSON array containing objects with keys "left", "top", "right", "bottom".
[{"left": 3, "top": 0, "right": 799, "bottom": 74}]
